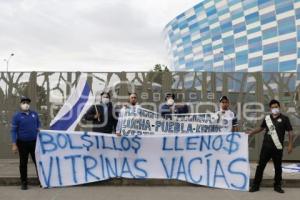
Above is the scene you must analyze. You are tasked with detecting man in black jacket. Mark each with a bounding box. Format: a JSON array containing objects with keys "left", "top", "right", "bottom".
[
  {"left": 247, "top": 99, "right": 294, "bottom": 193},
  {"left": 84, "top": 92, "right": 117, "bottom": 133},
  {"left": 160, "top": 93, "right": 189, "bottom": 120}
]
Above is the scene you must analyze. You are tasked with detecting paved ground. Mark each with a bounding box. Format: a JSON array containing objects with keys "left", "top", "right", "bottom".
[
  {"left": 1, "top": 159, "right": 300, "bottom": 186},
  {"left": 1, "top": 159, "right": 300, "bottom": 199},
  {"left": 1, "top": 159, "right": 300, "bottom": 179},
  {"left": 0, "top": 186, "right": 299, "bottom": 200}
]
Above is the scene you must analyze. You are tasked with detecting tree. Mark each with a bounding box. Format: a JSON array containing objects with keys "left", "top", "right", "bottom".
[
  {"left": 153, "top": 64, "right": 170, "bottom": 72},
  {"left": 15, "top": 82, "right": 47, "bottom": 110},
  {"left": 147, "top": 64, "right": 170, "bottom": 84}
]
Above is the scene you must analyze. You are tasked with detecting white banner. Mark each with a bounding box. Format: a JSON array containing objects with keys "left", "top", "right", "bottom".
[
  {"left": 36, "top": 130, "right": 250, "bottom": 191},
  {"left": 119, "top": 107, "right": 231, "bottom": 136},
  {"left": 282, "top": 164, "right": 300, "bottom": 173}
]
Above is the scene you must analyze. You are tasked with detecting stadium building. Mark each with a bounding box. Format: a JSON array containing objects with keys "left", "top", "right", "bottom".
[{"left": 164, "top": 0, "right": 300, "bottom": 72}]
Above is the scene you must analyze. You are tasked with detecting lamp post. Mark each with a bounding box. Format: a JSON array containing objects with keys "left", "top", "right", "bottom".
[
  {"left": 4, "top": 53, "right": 14, "bottom": 72},
  {"left": 3, "top": 53, "right": 14, "bottom": 96}
]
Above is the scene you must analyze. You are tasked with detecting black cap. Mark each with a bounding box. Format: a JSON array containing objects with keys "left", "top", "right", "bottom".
[
  {"left": 219, "top": 96, "right": 229, "bottom": 102},
  {"left": 20, "top": 96, "right": 31, "bottom": 103}
]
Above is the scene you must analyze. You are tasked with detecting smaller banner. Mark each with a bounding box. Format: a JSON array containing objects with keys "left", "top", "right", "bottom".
[{"left": 119, "top": 107, "right": 231, "bottom": 136}]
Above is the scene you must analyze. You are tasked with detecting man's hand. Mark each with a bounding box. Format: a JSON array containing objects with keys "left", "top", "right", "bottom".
[
  {"left": 245, "top": 127, "right": 264, "bottom": 136},
  {"left": 12, "top": 144, "right": 18, "bottom": 154},
  {"left": 288, "top": 143, "right": 293, "bottom": 154},
  {"left": 232, "top": 126, "right": 238, "bottom": 132},
  {"left": 245, "top": 130, "right": 252, "bottom": 135},
  {"left": 116, "top": 132, "right": 122, "bottom": 137}
]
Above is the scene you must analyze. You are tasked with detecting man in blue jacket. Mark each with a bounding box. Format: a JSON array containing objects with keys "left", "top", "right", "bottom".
[{"left": 11, "top": 96, "right": 40, "bottom": 190}]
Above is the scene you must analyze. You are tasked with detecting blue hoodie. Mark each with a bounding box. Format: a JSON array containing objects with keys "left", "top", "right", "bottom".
[{"left": 11, "top": 110, "right": 40, "bottom": 143}]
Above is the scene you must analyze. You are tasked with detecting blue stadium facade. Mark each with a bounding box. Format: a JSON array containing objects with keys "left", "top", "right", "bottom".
[{"left": 164, "top": 0, "right": 300, "bottom": 72}]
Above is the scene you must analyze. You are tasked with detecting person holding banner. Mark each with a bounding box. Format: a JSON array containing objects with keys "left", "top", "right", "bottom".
[
  {"left": 84, "top": 92, "right": 117, "bottom": 134},
  {"left": 116, "top": 92, "right": 141, "bottom": 136},
  {"left": 11, "top": 96, "right": 40, "bottom": 190},
  {"left": 217, "top": 96, "right": 238, "bottom": 132},
  {"left": 160, "top": 93, "right": 189, "bottom": 120},
  {"left": 247, "top": 99, "right": 294, "bottom": 193}
]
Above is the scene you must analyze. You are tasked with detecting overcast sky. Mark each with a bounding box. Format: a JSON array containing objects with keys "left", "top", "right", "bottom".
[{"left": 0, "top": 0, "right": 200, "bottom": 72}]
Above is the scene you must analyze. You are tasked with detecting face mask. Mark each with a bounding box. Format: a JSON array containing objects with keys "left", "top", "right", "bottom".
[
  {"left": 167, "top": 99, "right": 174, "bottom": 106},
  {"left": 102, "top": 97, "right": 110, "bottom": 104},
  {"left": 21, "top": 103, "right": 30, "bottom": 111},
  {"left": 220, "top": 107, "right": 226, "bottom": 113},
  {"left": 271, "top": 108, "right": 280, "bottom": 115}
]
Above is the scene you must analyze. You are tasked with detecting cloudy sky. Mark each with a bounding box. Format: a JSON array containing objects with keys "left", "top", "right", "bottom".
[{"left": 0, "top": 0, "right": 200, "bottom": 72}]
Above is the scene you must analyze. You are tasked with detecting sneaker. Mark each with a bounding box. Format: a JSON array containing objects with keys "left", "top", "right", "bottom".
[
  {"left": 21, "top": 183, "right": 28, "bottom": 190},
  {"left": 249, "top": 185, "right": 260, "bottom": 192},
  {"left": 274, "top": 186, "right": 284, "bottom": 193}
]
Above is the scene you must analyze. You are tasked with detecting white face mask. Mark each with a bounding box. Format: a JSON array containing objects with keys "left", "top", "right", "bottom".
[
  {"left": 220, "top": 107, "right": 226, "bottom": 113},
  {"left": 271, "top": 108, "right": 280, "bottom": 115},
  {"left": 167, "top": 98, "right": 174, "bottom": 106},
  {"left": 21, "top": 103, "right": 30, "bottom": 111},
  {"left": 102, "top": 97, "right": 110, "bottom": 104}
]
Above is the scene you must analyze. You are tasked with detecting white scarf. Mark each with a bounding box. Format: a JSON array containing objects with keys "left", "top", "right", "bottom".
[{"left": 265, "top": 115, "right": 283, "bottom": 150}]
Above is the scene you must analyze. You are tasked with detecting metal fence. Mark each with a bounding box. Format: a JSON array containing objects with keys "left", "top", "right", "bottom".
[{"left": 1, "top": 71, "right": 300, "bottom": 161}]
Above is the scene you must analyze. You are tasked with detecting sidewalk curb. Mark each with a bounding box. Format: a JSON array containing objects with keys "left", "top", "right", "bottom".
[{"left": 1, "top": 177, "right": 300, "bottom": 188}]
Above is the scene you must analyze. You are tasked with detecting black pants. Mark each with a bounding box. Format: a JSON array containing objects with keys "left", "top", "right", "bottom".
[
  {"left": 17, "top": 140, "right": 37, "bottom": 184},
  {"left": 253, "top": 145, "right": 283, "bottom": 187}
]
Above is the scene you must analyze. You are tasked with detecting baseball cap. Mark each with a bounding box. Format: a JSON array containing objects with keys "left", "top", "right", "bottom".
[
  {"left": 219, "top": 96, "right": 229, "bottom": 102},
  {"left": 20, "top": 96, "right": 31, "bottom": 103}
]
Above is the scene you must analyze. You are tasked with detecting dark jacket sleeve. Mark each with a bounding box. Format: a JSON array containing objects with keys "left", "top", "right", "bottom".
[
  {"left": 11, "top": 113, "right": 19, "bottom": 144},
  {"left": 176, "top": 104, "right": 189, "bottom": 114},
  {"left": 161, "top": 104, "right": 171, "bottom": 118},
  {"left": 110, "top": 104, "right": 118, "bottom": 131},
  {"left": 112, "top": 115, "right": 118, "bottom": 131},
  {"left": 260, "top": 118, "right": 267, "bottom": 129}
]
